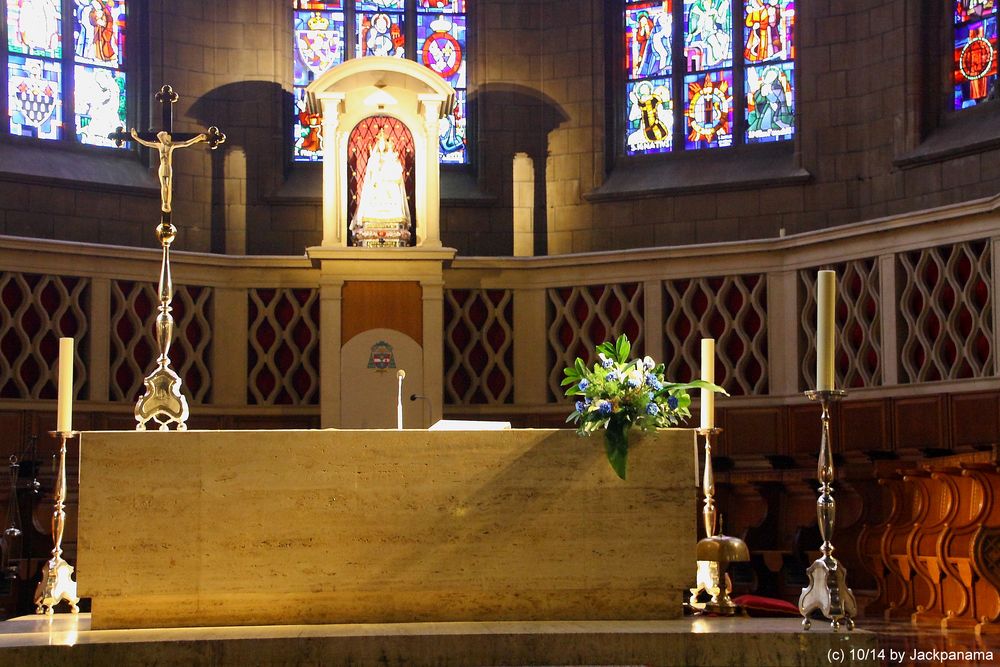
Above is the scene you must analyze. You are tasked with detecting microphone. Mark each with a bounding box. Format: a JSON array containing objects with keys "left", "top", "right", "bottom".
[
  {"left": 409, "top": 394, "right": 433, "bottom": 426},
  {"left": 396, "top": 370, "right": 405, "bottom": 430}
]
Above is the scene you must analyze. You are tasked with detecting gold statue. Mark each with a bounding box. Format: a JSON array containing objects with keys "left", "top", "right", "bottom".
[{"left": 130, "top": 129, "right": 209, "bottom": 213}]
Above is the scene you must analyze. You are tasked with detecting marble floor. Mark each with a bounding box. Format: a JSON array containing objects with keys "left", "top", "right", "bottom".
[
  {"left": 0, "top": 613, "right": 880, "bottom": 667},
  {"left": 858, "top": 618, "right": 999, "bottom": 667}
]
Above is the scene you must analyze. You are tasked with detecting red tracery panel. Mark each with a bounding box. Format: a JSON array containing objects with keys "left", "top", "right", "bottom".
[
  {"left": 247, "top": 288, "right": 320, "bottom": 405},
  {"left": 0, "top": 272, "right": 89, "bottom": 400},
  {"left": 443, "top": 288, "right": 514, "bottom": 405},
  {"left": 663, "top": 274, "right": 768, "bottom": 395},
  {"left": 546, "top": 283, "right": 644, "bottom": 402}
]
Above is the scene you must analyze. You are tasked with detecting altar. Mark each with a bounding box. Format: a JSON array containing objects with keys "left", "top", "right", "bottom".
[{"left": 76, "top": 428, "right": 696, "bottom": 630}]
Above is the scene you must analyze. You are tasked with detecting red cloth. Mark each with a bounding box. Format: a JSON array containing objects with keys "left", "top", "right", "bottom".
[{"left": 732, "top": 594, "right": 800, "bottom": 617}]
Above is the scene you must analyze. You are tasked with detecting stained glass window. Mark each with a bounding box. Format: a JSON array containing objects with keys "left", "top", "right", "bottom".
[
  {"left": 4, "top": 0, "right": 128, "bottom": 147},
  {"left": 954, "top": 0, "right": 998, "bottom": 109},
  {"left": 291, "top": 0, "right": 469, "bottom": 163},
  {"left": 623, "top": 0, "right": 795, "bottom": 155}
]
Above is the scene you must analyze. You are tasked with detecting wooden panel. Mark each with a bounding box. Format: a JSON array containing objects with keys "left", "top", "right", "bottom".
[
  {"left": 950, "top": 391, "right": 1000, "bottom": 449},
  {"left": 0, "top": 410, "right": 24, "bottom": 453},
  {"left": 840, "top": 399, "right": 890, "bottom": 454},
  {"left": 724, "top": 407, "right": 784, "bottom": 456},
  {"left": 77, "top": 429, "right": 696, "bottom": 629},
  {"left": 788, "top": 403, "right": 822, "bottom": 456},
  {"left": 342, "top": 281, "right": 423, "bottom": 345},
  {"left": 893, "top": 396, "right": 948, "bottom": 452}
]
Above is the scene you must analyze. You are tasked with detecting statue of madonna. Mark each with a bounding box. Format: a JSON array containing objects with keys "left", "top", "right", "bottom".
[{"left": 350, "top": 129, "right": 412, "bottom": 247}]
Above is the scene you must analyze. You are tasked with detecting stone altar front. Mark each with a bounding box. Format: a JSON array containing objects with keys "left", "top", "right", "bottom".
[{"left": 76, "top": 428, "right": 696, "bottom": 630}]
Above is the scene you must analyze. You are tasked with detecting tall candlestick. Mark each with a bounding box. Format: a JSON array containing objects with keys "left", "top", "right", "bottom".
[
  {"left": 397, "top": 369, "right": 405, "bottom": 430},
  {"left": 56, "top": 338, "right": 73, "bottom": 434},
  {"left": 816, "top": 271, "right": 836, "bottom": 391},
  {"left": 700, "top": 338, "right": 715, "bottom": 430}
]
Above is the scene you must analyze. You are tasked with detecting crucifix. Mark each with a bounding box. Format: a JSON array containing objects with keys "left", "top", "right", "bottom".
[{"left": 109, "top": 84, "right": 225, "bottom": 431}]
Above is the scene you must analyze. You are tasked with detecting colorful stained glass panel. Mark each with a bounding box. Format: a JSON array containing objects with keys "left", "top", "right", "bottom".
[
  {"left": 418, "top": 0, "right": 464, "bottom": 12},
  {"left": 955, "top": 0, "right": 996, "bottom": 24},
  {"left": 294, "top": 1, "right": 342, "bottom": 8},
  {"left": 294, "top": 11, "right": 345, "bottom": 86},
  {"left": 626, "top": 1, "right": 672, "bottom": 81},
  {"left": 358, "top": 0, "right": 404, "bottom": 10},
  {"left": 73, "top": 0, "right": 126, "bottom": 68},
  {"left": 684, "top": 0, "right": 732, "bottom": 72},
  {"left": 439, "top": 89, "right": 466, "bottom": 164},
  {"left": 293, "top": 88, "right": 324, "bottom": 161},
  {"left": 626, "top": 77, "right": 673, "bottom": 155},
  {"left": 684, "top": 70, "right": 732, "bottom": 149},
  {"left": 417, "top": 13, "right": 465, "bottom": 87},
  {"left": 8, "top": 54, "right": 62, "bottom": 139},
  {"left": 954, "top": 16, "right": 998, "bottom": 109},
  {"left": 7, "top": 0, "right": 63, "bottom": 58},
  {"left": 743, "top": 0, "right": 793, "bottom": 63},
  {"left": 745, "top": 62, "right": 793, "bottom": 143},
  {"left": 74, "top": 64, "right": 125, "bottom": 146},
  {"left": 357, "top": 11, "right": 405, "bottom": 57}
]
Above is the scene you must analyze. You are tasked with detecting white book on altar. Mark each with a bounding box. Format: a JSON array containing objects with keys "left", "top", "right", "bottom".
[{"left": 428, "top": 419, "right": 511, "bottom": 431}]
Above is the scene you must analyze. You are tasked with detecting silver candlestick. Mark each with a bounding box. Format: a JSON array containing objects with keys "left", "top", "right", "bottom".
[
  {"left": 799, "top": 389, "right": 857, "bottom": 630},
  {"left": 34, "top": 431, "right": 80, "bottom": 615}
]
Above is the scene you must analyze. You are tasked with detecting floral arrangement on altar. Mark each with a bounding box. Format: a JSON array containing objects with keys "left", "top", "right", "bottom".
[{"left": 562, "top": 334, "right": 726, "bottom": 480}]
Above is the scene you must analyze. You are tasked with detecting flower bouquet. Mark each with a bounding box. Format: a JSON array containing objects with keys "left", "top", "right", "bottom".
[{"left": 562, "top": 334, "right": 727, "bottom": 480}]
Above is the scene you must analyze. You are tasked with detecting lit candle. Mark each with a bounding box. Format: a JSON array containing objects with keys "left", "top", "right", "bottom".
[
  {"left": 816, "top": 270, "right": 836, "bottom": 391},
  {"left": 56, "top": 337, "right": 73, "bottom": 434},
  {"left": 700, "top": 338, "right": 715, "bottom": 430},
  {"left": 397, "top": 369, "right": 405, "bottom": 430}
]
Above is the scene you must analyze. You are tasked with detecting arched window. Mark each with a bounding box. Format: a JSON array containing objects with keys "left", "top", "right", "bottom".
[
  {"left": 4, "top": 0, "right": 129, "bottom": 148},
  {"left": 292, "top": 0, "right": 468, "bottom": 164},
  {"left": 624, "top": 0, "right": 794, "bottom": 155},
  {"left": 954, "top": 1, "right": 998, "bottom": 109}
]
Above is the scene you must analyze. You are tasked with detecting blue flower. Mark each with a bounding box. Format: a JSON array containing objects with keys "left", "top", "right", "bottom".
[
  {"left": 575, "top": 400, "right": 586, "bottom": 413},
  {"left": 646, "top": 402, "right": 660, "bottom": 416},
  {"left": 598, "top": 400, "right": 613, "bottom": 415},
  {"left": 645, "top": 373, "right": 663, "bottom": 390},
  {"left": 599, "top": 354, "right": 615, "bottom": 369},
  {"left": 605, "top": 370, "right": 620, "bottom": 383},
  {"left": 667, "top": 396, "right": 679, "bottom": 410},
  {"left": 626, "top": 374, "right": 642, "bottom": 388},
  {"left": 578, "top": 379, "right": 589, "bottom": 391}
]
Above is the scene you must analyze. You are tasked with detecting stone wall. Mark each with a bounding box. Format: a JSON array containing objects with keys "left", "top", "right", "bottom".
[{"left": 0, "top": 0, "right": 997, "bottom": 256}]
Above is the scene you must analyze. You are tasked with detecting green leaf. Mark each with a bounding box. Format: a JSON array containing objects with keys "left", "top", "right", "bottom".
[{"left": 615, "top": 334, "right": 631, "bottom": 363}]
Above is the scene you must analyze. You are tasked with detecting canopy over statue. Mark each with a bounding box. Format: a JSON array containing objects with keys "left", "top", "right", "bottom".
[{"left": 304, "top": 57, "right": 454, "bottom": 249}]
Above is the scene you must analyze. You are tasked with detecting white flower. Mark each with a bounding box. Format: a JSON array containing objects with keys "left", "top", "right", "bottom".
[
  {"left": 626, "top": 369, "right": 644, "bottom": 388},
  {"left": 642, "top": 356, "right": 655, "bottom": 370}
]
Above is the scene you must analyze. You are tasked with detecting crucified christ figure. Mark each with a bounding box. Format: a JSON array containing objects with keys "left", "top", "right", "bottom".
[{"left": 130, "top": 129, "right": 208, "bottom": 213}]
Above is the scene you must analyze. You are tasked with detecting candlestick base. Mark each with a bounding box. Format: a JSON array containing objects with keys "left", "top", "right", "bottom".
[
  {"left": 799, "top": 555, "right": 856, "bottom": 630},
  {"left": 33, "top": 557, "right": 79, "bottom": 615},
  {"left": 135, "top": 365, "right": 190, "bottom": 431}
]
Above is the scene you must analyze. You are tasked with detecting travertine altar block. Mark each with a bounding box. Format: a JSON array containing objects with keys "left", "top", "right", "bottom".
[{"left": 76, "top": 428, "right": 696, "bottom": 629}]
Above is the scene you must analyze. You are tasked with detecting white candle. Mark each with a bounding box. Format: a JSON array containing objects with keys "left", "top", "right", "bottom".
[
  {"left": 816, "top": 270, "right": 836, "bottom": 391},
  {"left": 397, "top": 369, "right": 405, "bottom": 430},
  {"left": 56, "top": 337, "right": 73, "bottom": 434},
  {"left": 700, "top": 338, "right": 715, "bottom": 430}
]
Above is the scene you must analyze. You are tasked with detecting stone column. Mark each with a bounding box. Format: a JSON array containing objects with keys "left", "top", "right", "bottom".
[{"left": 317, "top": 92, "right": 345, "bottom": 247}]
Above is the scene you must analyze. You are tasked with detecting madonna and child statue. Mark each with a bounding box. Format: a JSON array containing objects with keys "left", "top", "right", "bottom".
[{"left": 350, "top": 128, "right": 413, "bottom": 248}]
